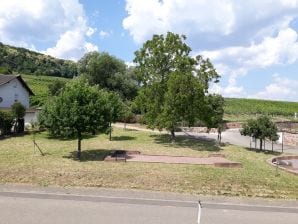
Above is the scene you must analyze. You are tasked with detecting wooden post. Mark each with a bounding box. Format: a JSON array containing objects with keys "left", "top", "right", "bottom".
[{"left": 282, "top": 131, "right": 284, "bottom": 153}]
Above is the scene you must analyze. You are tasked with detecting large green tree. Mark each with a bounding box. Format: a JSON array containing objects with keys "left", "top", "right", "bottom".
[
  {"left": 134, "top": 32, "right": 220, "bottom": 140},
  {"left": 78, "top": 52, "right": 138, "bottom": 100},
  {"left": 39, "top": 78, "right": 110, "bottom": 159},
  {"left": 240, "top": 116, "right": 279, "bottom": 150}
]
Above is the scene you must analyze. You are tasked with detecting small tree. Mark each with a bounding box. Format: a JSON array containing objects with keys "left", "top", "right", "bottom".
[
  {"left": 203, "top": 94, "right": 225, "bottom": 143},
  {"left": 0, "top": 110, "right": 14, "bottom": 135},
  {"left": 39, "top": 78, "right": 110, "bottom": 159},
  {"left": 11, "top": 102, "right": 26, "bottom": 133},
  {"left": 240, "top": 116, "right": 278, "bottom": 150},
  {"left": 106, "top": 92, "right": 125, "bottom": 141}
]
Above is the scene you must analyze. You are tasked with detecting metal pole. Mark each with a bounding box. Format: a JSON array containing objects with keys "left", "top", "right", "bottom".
[{"left": 197, "top": 201, "right": 202, "bottom": 224}]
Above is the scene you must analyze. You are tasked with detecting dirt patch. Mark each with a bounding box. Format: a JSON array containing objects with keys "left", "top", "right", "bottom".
[{"left": 105, "top": 151, "right": 241, "bottom": 168}]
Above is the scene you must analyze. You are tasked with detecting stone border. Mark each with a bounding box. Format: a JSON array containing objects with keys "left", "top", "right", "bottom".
[
  {"left": 267, "top": 156, "right": 298, "bottom": 176},
  {"left": 104, "top": 151, "right": 242, "bottom": 168}
]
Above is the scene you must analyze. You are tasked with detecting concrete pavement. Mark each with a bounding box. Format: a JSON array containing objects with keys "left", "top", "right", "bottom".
[
  {"left": 114, "top": 123, "right": 298, "bottom": 154},
  {"left": 0, "top": 185, "right": 297, "bottom": 224},
  {"left": 181, "top": 128, "right": 298, "bottom": 154}
]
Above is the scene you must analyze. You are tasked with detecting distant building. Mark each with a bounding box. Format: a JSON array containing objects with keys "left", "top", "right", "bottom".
[{"left": 0, "top": 74, "right": 34, "bottom": 109}]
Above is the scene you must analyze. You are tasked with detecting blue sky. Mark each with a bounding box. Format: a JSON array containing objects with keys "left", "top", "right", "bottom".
[{"left": 0, "top": 0, "right": 298, "bottom": 102}]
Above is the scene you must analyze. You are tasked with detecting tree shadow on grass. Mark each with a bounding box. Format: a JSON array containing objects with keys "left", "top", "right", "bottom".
[
  {"left": 111, "top": 136, "right": 136, "bottom": 141},
  {"left": 64, "top": 149, "right": 111, "bottom": 162},
  {"left": 46, "top": 133, "right": 98, "bottom": 141},
  {"left": 243, "top": 147, "right": 282, "bottom": 156},
  {"left": 0, "top": 131, "right": 31, "bottom": 140},
  {"left": 151, "top": 134, "right": 222, "bottom": 152}
]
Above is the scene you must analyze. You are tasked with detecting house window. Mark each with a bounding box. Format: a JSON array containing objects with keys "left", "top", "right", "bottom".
[
  {"left": 15, "top": 94, "right": 18, "bottom": 101},
  {"left": 0, "top": 97, "right": 3, "bottom": 103}
]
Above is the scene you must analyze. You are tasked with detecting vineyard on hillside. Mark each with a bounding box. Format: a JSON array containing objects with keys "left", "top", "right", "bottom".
[
  {"left": 22, "top": 74, "right": 70, "bottom": 106},
  {"left": 224, "top": 98, "right": 298, "bottom": 121}
]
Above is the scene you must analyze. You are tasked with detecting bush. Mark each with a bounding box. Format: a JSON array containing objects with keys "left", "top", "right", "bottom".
[{"left": 0, "top": 111, "right": 14, "bottom": 135}]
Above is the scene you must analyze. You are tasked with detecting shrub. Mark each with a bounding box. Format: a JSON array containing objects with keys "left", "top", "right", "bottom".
[{"left": 0, "top": 111, "right": 14, "bottom": 135}]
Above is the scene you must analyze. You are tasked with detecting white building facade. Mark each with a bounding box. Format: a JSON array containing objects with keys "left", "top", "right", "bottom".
[{"left": 0, "top": 74, "right": 34, "bottom": 109}]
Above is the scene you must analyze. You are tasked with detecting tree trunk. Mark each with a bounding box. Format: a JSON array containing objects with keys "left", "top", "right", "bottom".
[
  {"left": 218, "top": 129, "right": 222, "bottom": 144},
  {"left": 170, "top": 129, "right": 175, "bottom": 142},
  {"left": 77, "top": 132, "right": 82, "bottom": 159},
  {"left": 109, "top": 122, "right": 112, "bottom": 141},
  {"left": 259, "top": 139, "right": 263, "bottom": 151}
]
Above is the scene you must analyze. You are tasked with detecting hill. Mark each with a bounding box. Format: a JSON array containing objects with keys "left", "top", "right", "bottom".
[
  {"left": 22, "top": 74, "right": 70, "bottom": 106},
  {"left": 224, "top": 98, "right": 298, "bottom": 121},
  {"left": 0, "top": 42, "right": 77, "bottom": 77}
]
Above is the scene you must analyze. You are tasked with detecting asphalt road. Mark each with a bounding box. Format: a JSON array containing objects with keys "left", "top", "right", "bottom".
[{"left": 0, "top": 186, "right": 297, "bottom": 224}]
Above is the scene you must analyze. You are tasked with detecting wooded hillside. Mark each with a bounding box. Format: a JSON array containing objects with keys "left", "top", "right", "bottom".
[{"left": 0, "top": 42, "right": 77, "bottom": 77}]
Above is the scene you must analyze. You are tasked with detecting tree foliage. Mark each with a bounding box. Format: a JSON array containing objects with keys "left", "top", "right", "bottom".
[
  {"left": 0, "top": 110, "right": 14, "bottom": 135},
  {"left": 203, "top": 94, "right": 225, "bottom": 142},
  {"left": 39, "top": 78, "right": 110, "bottom": 159},
  {"left": 240, "top": 116, "right": 279, "bottom": 150},
  {"left": 78, "top": 52, "right": 138, "bottom": 100},
  {"left": 106, "top": 92, "right": 126, "bottom": 141},
  {"left": 0, "top": 42, "right": 77, "bottom": 77},
  {"left": 11, "top": 102, "right": 26, "bottom": 133},
  {"left": 48, "top": 79, "right": 66, "bottom": 96},
  {"left": 134, "top": 32, "right": 220, "bottom": 139}
]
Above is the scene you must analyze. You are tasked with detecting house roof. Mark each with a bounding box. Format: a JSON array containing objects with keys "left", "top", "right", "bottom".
[{"left": 0, "top": 74, "right": 34, "bottom": 96}]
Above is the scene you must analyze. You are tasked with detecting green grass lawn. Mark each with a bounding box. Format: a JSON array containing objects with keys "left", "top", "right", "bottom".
[{"left": 1, "top": 128, "right": 297, "bottom": 199}]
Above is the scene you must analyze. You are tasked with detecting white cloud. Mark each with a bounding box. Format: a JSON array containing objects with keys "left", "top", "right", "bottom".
[
  {"left": 99, "top": 30, "right": 112, "bottom": 39},
  {"left": 0, "top": 0, "right": 98, "bottom": 60},
  {"left": 123, "top": 0, "right": 298, "bottom": 47},
  {"left": 86, "top": 27, "right": 97, "bottom": 37},
  {"left": 202, "top": 27, "right": 298, "bottom": 77},
  {"left": 251, "top": 74, "right": 298, "bottom": 101},
  {"left": 123, "top": 0, "right": 298, "bottom": 99}
]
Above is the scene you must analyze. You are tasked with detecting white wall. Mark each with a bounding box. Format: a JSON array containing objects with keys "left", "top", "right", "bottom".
[
  {"left": 0, "top": 79, "right": 30, "bottom": 108},
  {"left": 24, "top": 110, "right": 40, "bottom": 124}
]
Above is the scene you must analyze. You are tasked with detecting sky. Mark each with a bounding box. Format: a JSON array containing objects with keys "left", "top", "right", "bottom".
[{"left": 0, "top": 0, "right": 298, "bottom": 102}]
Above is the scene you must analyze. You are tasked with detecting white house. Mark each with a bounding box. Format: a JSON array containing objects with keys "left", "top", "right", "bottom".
[{"left": 0, "top": 74, "right": 34, "bottom": 109}]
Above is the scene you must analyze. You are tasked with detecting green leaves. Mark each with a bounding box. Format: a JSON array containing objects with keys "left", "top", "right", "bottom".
[
  {"left": 133, "top": 32, "right": 220, "bottom": 138},
  {"left": 11, "top": 102, "right": 26, "bottom": 119},
  {"left": 39, "top": 77, "right": 110, "bottom": 139},
  {"left": 78, "top": 52, "right": 138, "bottom": 100},
  {"left": 241, "top": 116, "right": 279, "bottom": 144}
]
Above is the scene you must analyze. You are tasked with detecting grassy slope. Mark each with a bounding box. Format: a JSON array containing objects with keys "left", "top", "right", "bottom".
[
  {"left": 224, "top": 98, "right": 298, "bottom": 122},
  {"left": 22, "top": 74, "right": 70, "bottom": 106},
  {"left": 0, "top": 128, "right": 297, "bottom": 199}
]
